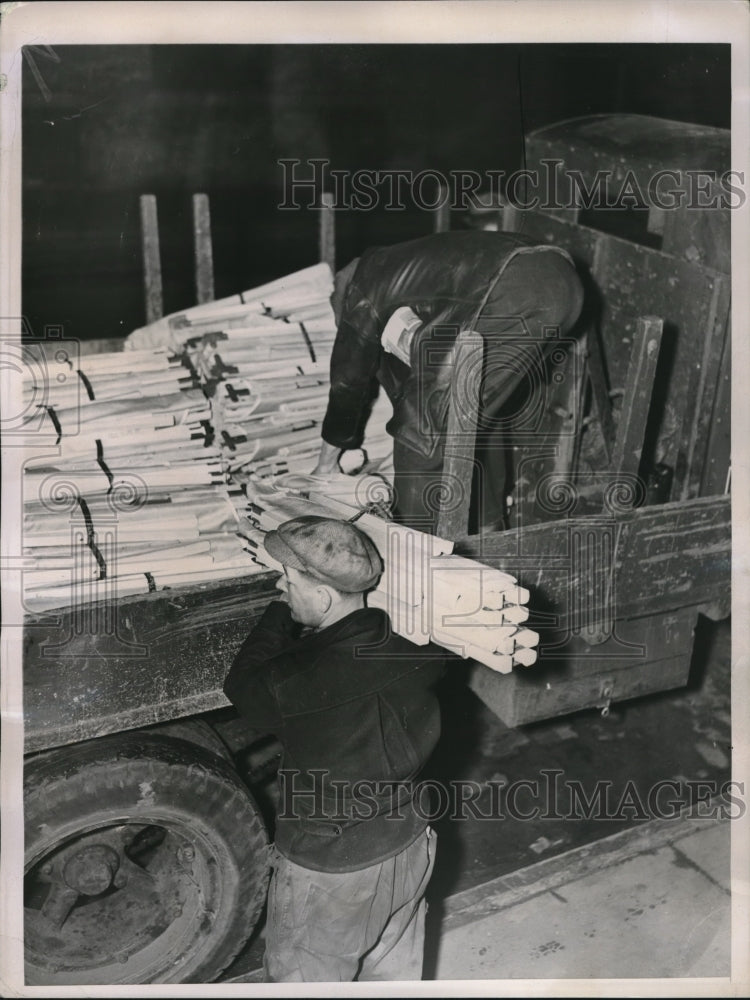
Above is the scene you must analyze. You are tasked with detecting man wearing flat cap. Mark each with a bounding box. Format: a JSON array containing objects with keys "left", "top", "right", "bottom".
[{"left": 223, "top": 516, "right": 446, "bottom": 982}]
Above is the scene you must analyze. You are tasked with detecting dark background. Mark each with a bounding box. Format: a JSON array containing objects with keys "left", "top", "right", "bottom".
[{"left": 22, "top": 43, "right": 730, "bottom": 341}]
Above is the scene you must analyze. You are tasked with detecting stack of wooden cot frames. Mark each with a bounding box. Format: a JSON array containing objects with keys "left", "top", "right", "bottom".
[{"left": 20, "top": 263, "right": 538, "bottom": 671}]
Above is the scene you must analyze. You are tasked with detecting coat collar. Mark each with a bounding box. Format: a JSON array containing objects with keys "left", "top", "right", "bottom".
[{"left": 293, "top": 606, "right": 388, "bottom": 654}]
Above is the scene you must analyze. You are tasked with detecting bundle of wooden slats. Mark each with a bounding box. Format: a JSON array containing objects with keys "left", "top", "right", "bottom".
[
  {"left": 20, "top": 345, "right": 263, "bottom": 612},
  {"left": 128, "top": 264, "right": 391, "bottom": 478},
  {"left": 239, "top": 475, "right": 538, "bottom": 673},
  {"left": 20, "top": 263, "right": 396, "bottom": 613},
  {"left": 21, "top": 260, "right": 534, "bottom": 681},
  {"left": 126, "top": 263, "right": 337, "bottom": 351}
]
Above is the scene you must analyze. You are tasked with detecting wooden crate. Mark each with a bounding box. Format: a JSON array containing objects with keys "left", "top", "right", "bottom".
[
  {"left": 517, "top": 114, "right": 730, "bottom": 273},
  {"left": 500, "top": 213, "right": 730, "bottom": 505}
]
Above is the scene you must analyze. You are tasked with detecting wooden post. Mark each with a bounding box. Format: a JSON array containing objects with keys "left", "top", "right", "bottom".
[
  {"left": 318, "top": 192, "right": 335, "bottom": 273},
  {"left": 436, "top": 330, "right": 483, "bottom": 540},
  {"left": 585, "top": 324, "right": 616, "bottom": 465},
  {"left": 433, "top": 182, "right": 450, "bottom": 233},
  {"left": 139, "top": 194, "right": 163, "bottom": 324},
  {"left": 192, "top": 193, "right": 215, "bottom": 304},
  {"left": 611, "top": 315, "right": 664, "bottom": 479},
  {"left": 501, "top": 202, "right": 520, "bottom": 232},
  {"left": 551, "top": 335, "right": 588, "bottom": 480}
]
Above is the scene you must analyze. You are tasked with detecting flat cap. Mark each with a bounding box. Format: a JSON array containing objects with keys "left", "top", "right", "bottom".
[{"left": 264, "top": 515, "right": 383, "bottom": 593}]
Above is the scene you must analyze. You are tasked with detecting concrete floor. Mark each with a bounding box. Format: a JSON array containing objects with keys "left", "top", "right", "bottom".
[
  {"left": 430, "top": 814, "right": 731, "bottom": 981},
  {"left": 226, "top": 811, "right": 735, "bottom": 986}
]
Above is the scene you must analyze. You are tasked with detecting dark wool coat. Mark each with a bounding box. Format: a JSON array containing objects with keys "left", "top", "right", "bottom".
[{"left": 224, "top": 600, "right": 446, "bottom": 871}]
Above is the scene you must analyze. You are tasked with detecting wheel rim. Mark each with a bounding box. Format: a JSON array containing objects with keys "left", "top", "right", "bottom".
[{"left": 25, "top": 814, "right": 232, "bottom": 985}]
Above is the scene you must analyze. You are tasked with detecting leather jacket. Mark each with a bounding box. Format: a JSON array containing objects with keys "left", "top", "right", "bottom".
[{"left": 321, "top": 230, "right": 580, "bottom": 459}]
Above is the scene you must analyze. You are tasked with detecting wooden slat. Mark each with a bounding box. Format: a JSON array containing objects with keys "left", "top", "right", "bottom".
[
  {"left": 611, "top": 316, "right": 663, "bottom": 481},
  {"left": 318, "top": 191, "right": 335, "bottom": 273},
  {"left": 501, "top": 203, "right": 519, "bottom": 232},
  {"left": 139, "top": 194, "right": 164, "bottom": 324},
  {"left": 437, "top": 330, "right": 483, "bottom": 540},
  {"left": 434, "top": 182, "right": 451, "bottom": 233},
  {"left": 682, "top": 306, "right": 730, "bottom": 501},
  {"left": 584, "top": 231, "right": 616, "bottom": 461},
  {"left": 192, "top": 193, "right": 215, "bottom": 305},
  {"left": 510, "top": 337, "right": 588, "bottom": 529},
  {"left": 585, "top": 323, "right": 615, "bottom": 464},
  {"left": 699, "top": 319, "right": 731, "bottom": 497},
  {"left": 552, "top": 335, "right": 587, "bottom": 479}
]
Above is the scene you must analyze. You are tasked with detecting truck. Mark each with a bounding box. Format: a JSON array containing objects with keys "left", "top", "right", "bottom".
[{"left": 17, "top": 114, "right": 732, "bottom": 984}]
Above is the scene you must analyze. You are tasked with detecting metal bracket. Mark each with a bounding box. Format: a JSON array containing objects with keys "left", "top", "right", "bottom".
[{"left": 598, "top": 680, "right": 615, "bottom": 718}]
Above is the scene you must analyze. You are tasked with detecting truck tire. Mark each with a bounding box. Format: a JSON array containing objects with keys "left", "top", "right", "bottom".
[{"left": 24, "top": 733, "right": 270, "bottom": 985}]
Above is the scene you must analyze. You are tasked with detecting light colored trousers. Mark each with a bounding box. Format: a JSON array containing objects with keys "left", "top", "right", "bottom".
[{"left": 263, "top": 826, "right": 436, "bottom": 982}]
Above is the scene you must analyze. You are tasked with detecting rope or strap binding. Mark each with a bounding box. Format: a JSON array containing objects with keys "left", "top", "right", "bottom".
[
  {"left": 299, "top": 322, "right": 316, "bottom": 363},
  {"left": 95, "top": 438, "right": 114, "bottom": 492},
  {"left": 76, "top": 495, "right": 108, "bottom": 579},
  {"left": 42, "top": 405, "right": 62, "bottom": 444},
  {"left": 77, "top": 368, "right": 95, "bottom": 400}
]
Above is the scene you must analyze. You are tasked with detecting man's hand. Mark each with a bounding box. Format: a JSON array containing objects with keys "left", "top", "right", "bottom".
[{"left": 312, "top": 440, "right": 342, "bottom": 476}]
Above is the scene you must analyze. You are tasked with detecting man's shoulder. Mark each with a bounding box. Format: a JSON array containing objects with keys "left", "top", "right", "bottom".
[
  {"left": 274, "top": 607, "right": 445, "bottom": 685},
  {"left": 350, "top": 614, "right": 448, "bottom": 677},
  {"left": 312, "top": 608, "right": 440, "bottom": 661},
  {"left": 363, "top": 229, "right": 534, "bottom": 262}
]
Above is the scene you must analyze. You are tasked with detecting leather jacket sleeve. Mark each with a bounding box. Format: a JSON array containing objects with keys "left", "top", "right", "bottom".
[{"left": 321, "top": 277, "right": 384, "bottom": 450}]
